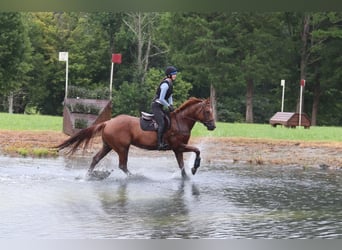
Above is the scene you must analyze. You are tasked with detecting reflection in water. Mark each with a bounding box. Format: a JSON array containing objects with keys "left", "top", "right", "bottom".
[
  {"left": 94, "top": 177, "right": 198, "bottom": 238},
  {"left": 0, "top": 155, "right": 342, "bottom": 238}
]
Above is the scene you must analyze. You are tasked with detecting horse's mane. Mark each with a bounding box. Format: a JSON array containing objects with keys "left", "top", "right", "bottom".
[{"left": 175, "top": 97, "right": 205, "bottom": 113}]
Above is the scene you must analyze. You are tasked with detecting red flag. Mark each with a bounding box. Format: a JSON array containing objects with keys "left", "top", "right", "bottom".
[
  {"left": 112, "top": 54, "right": 122, "bottom": 64},
  {"left": 300, "top": 79, "right": 306, "bottom": 87}
]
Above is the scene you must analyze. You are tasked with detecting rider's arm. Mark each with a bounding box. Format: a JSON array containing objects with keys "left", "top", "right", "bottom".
[
  {"left": 158, "top": 82, "right": 170, "bottom": 107},
  {"left": 168, "top": 95, "right": 173, "bottom": 106}
]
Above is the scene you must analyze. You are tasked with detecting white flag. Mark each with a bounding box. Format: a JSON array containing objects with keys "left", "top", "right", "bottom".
[{"left": 59, "top": 52, "right": 68, "bottom": 61}]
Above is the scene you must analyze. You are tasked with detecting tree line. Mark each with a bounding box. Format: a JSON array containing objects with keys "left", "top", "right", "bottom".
[{"left": 0, "top": 12, "right": 341, "bottom": 126}]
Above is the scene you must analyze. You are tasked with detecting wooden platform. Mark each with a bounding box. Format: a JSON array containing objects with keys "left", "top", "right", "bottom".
[{"left": 269, "top": 112, "right": 311, "bottom": 128}]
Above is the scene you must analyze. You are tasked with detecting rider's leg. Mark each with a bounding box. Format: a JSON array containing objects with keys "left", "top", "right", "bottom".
[
  {"left": 152, "top": 102, "right": 168, "bottom": 150},
  {"left": 157, "top": 126, "right": 168, "bottom": 150}
]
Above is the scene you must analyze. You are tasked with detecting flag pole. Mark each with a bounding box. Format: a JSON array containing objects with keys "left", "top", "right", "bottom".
[
  {"left": 109, "top": 61, "right": 114, "bottom": 100},
  {"left": 59, "top": 52, "right": 69, "bottom": 100},
  {"left": 299, "top": 85, "right": 303, "bottom": 127},
  {"left": 281, "top": 80, "right": 285, "bottom": 112},
  {"left": 299, "top": 79, "right": 305, "bottom": 127},
  {"left": 65, "top": 57, "right": 69, "bottom": 99}
]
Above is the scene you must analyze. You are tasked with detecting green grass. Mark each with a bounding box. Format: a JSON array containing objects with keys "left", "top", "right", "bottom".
[
  {"left": 0, "top": 112, "right": 62, "bottom": 131},
  {"left": 192, "top": 122, "right": 342, "bottom": 142},
  {"left": 0, "top": 113, "right": 341, "bottom": 142}
]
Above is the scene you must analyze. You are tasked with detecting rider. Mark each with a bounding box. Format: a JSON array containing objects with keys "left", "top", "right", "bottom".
[{"left": 152, "top": 66, "right": 177, "bottom": 150}]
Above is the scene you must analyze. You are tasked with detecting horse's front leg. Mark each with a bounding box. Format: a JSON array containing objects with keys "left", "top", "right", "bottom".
[
  {"left": 188, "top": 146, "right": 201, "bottom": 175},
  {"left": 174, "top": 144, "right": 201, "bottom": 177},
  {"left": 192, "top": 152, "right": 201, "bottom": 175}
]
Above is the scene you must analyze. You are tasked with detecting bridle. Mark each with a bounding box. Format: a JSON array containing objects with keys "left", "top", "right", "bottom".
[
  {"left": 199, "top": 102, "right": 215, "bottom": 128},
  {"left": 175, "top": 101, "right": 214, "bottom": 131}
]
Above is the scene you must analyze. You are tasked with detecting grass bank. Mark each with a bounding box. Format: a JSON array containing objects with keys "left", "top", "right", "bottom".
[
  {"left": 0, "top": 113, "right": 63, "bottom": 157},
  {"left": 0, "top": 112, "right": 62, "bottom": 131},
  {"left": 193, "top": 122, "right": 342, "bottom": 142},
  {"left": 0, "top": 112, "right": 341, "bottom": 142}
]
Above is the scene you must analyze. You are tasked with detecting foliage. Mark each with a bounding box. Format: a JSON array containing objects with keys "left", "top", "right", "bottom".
[
  {"left": 74, "top": 118, "right": 88, "bottom": 129},
  {"left": 25, "top": 12, "right": 64, "bottom": 115},
  {"left": 66, "top": 102, "right": 101, "bottom": 115},
  {"left": 0, "top": 12, "right": 32, "bottom": 112},
  {"left": 0, "top": 12, "right": 341, "bottom": 126},
  {"left": 67, "top": 85, "right": 110, "bottom": 100}
]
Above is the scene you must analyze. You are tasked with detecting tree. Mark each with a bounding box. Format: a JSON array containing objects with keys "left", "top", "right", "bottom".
[
  {"left": 23, "top": 12, "right": 79, "bottom": 115},
  {"left": 24, "top": 12, "right": 62, "bottom": 114},
  {"left": 121, "top": 12, "right": 156, "bottom": 110},
  {"left": 66, "top": 13, "right": 110, "bottom": 88},
  {"left": 307, "top": 12, "right": 342, "bottom": 125},
  {"left": 161, "top": 13, "right": 215, "bottom": 97},
  {"left": 0, "top": 12, "right": 32, "bottom": 113},
  {"left": 1, "top": 11, "right": 341, "bottom": 125},
  {"left": 218, "top": 12, "right": 293, "bottom": 123},
  {"left": 123, "top": 12, "right": 167, "bottom": 85},
  {"left": 162, "top": 12, "right": 295, "bottom": 123},
  {"left": 290, "top": 12, "right": 342, "bottom": 126}
]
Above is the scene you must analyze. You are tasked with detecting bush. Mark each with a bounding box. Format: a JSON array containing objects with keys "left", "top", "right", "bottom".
[
  {"left": 68, "top": 85, "right": 110, "bottom": 100},
  {"left": 74, "top": 118, "right": 88, "bottom": 129},
  {"left": 67, "top": 103, "right": 100, "bottom": 115}
]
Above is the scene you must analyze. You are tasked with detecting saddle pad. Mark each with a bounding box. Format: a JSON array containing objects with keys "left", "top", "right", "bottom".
[{"left": 141, "top": 112, "right": 154, "bottom": 121}]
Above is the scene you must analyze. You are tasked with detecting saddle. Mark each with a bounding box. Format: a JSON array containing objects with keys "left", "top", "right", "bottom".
[{"left": 140, "top": 112, "right": 170, "bottom": 131}]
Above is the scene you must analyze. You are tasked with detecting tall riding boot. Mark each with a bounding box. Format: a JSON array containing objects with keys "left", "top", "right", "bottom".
[{"left": 157, "top": 130, "right": 168, "bottom": 150}]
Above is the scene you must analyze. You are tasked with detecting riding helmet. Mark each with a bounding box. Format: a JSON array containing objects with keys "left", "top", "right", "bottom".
[{"left": 165, "top": 66, "right": 177, "bottom": 77}]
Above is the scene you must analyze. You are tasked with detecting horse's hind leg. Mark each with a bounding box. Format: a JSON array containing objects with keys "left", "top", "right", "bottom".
[
  {"left": 174, "top": 151, "right": 187, "bottom": 179},
  {"left": 87, "top": 143, "right": 111, "bottom": 175},
  {"left": 117, "top": 148, "right": 132, "bottom": 176}
]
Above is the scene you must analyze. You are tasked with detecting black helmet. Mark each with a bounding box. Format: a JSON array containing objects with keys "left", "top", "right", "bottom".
[{"left": 165, "top": 66, "right": 177, "bottom": 76}]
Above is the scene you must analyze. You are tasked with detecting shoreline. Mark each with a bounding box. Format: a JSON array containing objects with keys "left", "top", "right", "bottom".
[{"left": 0, "top": 130, "right": 341, "bottom": 169}]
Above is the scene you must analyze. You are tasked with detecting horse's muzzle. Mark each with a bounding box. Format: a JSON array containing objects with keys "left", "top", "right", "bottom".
[{"left": 204, "top": 121, "right": 216, "bottom": 131}]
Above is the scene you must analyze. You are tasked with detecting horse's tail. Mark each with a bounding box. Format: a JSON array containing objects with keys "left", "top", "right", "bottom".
[{"left": 55, "top": 122, "right": 107, "bottom": 155}]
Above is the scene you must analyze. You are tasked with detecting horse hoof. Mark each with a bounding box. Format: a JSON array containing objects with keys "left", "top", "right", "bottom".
[
  {"left": 181, "top": 168, "right": 188, "bottom": 179},
  {"left": 87, "top": 170, "right": 112, "bottom": 180},
  {"left": 191, "top": 167, "right": 197, "bottom": 175}
]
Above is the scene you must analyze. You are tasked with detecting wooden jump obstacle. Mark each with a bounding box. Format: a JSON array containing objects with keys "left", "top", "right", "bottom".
[
  {"left": 63, "top": 98, "right": 112, "bottom": 135},
  {"left": 269, "top": 112, "right": 311, "bottom": 129}
]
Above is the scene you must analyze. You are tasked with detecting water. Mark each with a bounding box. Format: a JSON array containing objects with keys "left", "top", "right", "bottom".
[{"left": 0, "top": 154, "right": 342, "bottom": 239}]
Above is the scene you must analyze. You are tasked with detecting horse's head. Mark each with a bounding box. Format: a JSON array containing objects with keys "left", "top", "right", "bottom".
[
  {"left": 175, "top": 97, "right": 216, "bottom": 131},
  {"left": 198, "top": 98, "right": 216, "bottom": 131}
]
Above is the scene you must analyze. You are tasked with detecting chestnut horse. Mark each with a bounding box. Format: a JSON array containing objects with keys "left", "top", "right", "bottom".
[{"left": 56, "top": 97, "right": 216, "bottom": 179}]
